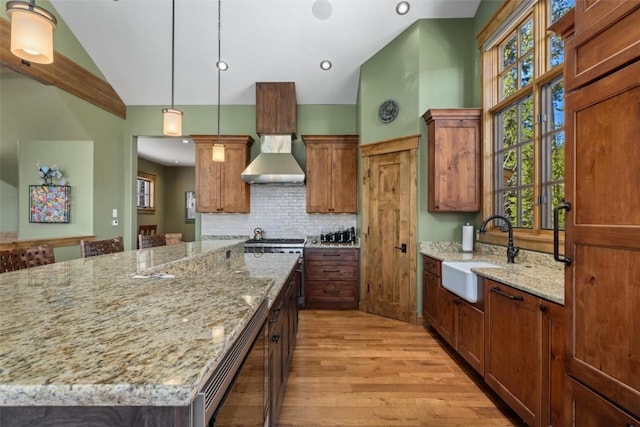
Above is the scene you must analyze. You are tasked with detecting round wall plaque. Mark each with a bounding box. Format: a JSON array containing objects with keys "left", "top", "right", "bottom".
[{"left": 378, "top": 99, "right": 399, "bottom": 123}]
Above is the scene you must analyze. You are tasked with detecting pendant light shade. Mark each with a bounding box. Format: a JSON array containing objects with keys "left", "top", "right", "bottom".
[
  {"left": 6, "top": 0, "right": 57, "bottom": 64},
  {"left": 162, "top": 108, "right": 183, "bottom": 137},
  {"left": 212, "top": 144, "right": 225, "bottom": 162},
  {"left": 162, "top": 0, "right": 183, "bottom": 136}
]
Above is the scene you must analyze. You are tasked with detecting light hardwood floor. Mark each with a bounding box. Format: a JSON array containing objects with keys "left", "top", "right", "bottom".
[{"left": 279, "top": 310, "right": 524, "bottom": 427}]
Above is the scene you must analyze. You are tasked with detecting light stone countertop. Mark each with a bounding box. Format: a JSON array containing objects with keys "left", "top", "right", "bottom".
[
  {"left": 0, "top": 240, "right": 299, "bottom": 407},
  {"left": 420, "top": 242, "right": 565, "bottom": 305}
]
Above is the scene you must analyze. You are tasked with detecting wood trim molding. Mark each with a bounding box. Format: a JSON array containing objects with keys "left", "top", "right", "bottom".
[
  {"left": 0, "top": 18, "right": 126, "bottom": 119},
  {"left": 476, "top": 0, "right": 522, "bottom": 48},
  {"left": 547, "top": 7, "right": 575, "bottom": 39},
  {"left": 360, "top": 134, "right": 420, "bottom": 157},
  {"left": 0, "top": 235, "right": 95, "bottom": 251},
  {"left": 302, "top": 135, "right": 359, "bottom": 145},
  {"left": 191, "top": 135, "right": 255, "bottom": 147}
]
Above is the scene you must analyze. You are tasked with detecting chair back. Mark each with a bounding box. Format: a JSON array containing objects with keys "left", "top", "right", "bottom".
[
  {"left": 138, "top": 224, "right": 157, "bottom": 235},
  {"left": 138, "top": 233, "right": 166, "bottom": 249},
  {"left": 165, "top": 233, "right": 183, "bottom": 245},
  {"left": 0, "top": 249, "right": 27, "bottom": 273},
  {"left": 80, "top": 236, "right": 124, "bottom": 258},
  {"left": 0, "top": 244, "right": 55, "bottom": 273}
]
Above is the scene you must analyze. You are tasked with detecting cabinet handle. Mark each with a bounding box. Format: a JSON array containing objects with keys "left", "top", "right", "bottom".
[
  {"left": 490, "top": 286, "right": 524, "bottom": 301},
  {"left": 323, "top": 290, "right": 340, "bottom": 294},
  {"left": 323, "top": 269, "right": 340, "bottom": 273},
  {"left": 322, "top": 253, "right": 341, "bottom": 257},
  {"left": 553, "top": 202, "right": 571, "bottom": 266},
  {"left": 271, "top": 334, "right": 280, "bottom": 343},
  {"left": 539, "top": 303, "right": 547, "bottom": 313}
]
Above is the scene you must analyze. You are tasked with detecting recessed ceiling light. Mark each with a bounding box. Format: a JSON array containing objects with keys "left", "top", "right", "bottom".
[
  {"left": 396, "top": 1, "right": 410, "bottom": 15},
  {"left": 312, "top": 0, "right": 332, "bottom": 20},
  {"left": 174, "top": 160, "right": 180, "bottom": 164},
  {"left": 320, "top": 60, "right": 332, "bottom": 70},
  {"left": 181, "top": 139, "right": 189, "bottom": 144},
  {"left": 216, "top": 60, "right": 228, "bottom": 71}
]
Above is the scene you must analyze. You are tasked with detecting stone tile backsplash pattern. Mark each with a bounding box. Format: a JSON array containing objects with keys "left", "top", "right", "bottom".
[{"left": 201, "top": 185, "right": 357, "bottom": 238}]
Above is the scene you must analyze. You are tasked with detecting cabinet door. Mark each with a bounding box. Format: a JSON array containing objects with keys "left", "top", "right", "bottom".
[
  {"left": 485, "top": 282, "right": 540, "bottom": 427},
  {"left": 541, "top": 301, "right": 565, "bottom": 427},
  {"left": 457, "top": 300, "right": 484, "bottom": 376},
  {"left": 566, "top": 2, "right": 640, "bottom": 91},
  {"left": 565, "top": 61, "right": 640, "bottom": 417},
  {"left": 330, "top": 143, "right": 358, "bottom": 213},
  {"left": 195, "top": 141, "right": 222, "bottom": 212},
  {"left": 220, "top": 143, "right": 250, "bottom": 213},
  {"left": 305, "top": 143, "right": 332, "bottom": 212},
  {"left": 422, "top": 270, "right": 439, "bottom": 328},
  {"left": 437, "top": 287, "right": 456, "bottom": 347}
]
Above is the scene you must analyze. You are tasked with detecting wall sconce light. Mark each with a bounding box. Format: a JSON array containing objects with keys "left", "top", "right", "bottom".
[
  {"left": 162, "top": 0, "right": 183, "bottom": 136},
  {"left": 212, "top": 0, "right": 226, "bottom": 162},
  {"left": 6, "top": 0, "right": 57, "bottom": 64}
]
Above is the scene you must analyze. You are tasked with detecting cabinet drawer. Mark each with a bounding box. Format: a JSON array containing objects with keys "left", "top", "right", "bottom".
[
  {"left": 306, "top": 281, "right": 357, "bottom": 298},
  {"left": 305, "top": 263, "right": 358, "bottom": 281},
  {"left": 567, "top": 377, "right": 640, "bottom": 426},
  {"left": 566, "top": 4, "right": 640, "bottom": 91},
  {"left": 423, "top": 255, "right": 441, "bottom": 277},
  {"left": 305, "top": 248, "right": 359, "bottom": 261}
]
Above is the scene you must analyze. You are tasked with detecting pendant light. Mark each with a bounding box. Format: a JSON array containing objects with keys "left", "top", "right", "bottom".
[
  {"left": 212, "top": 0, "right": 226, "bottom": 162},
  {"left": 5, "top": 0, "right": 57, "bottom": 64},
  {"left": 162, "top": 0, "right": 183, "bottom": 137}
]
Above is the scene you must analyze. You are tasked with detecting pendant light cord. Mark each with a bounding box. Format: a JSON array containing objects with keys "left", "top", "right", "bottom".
[
  {"left": 171, "top": 0, "right": 176, "bottom": 109},
  {"left": 217, "top": 0, "right": 222, "bottom": 144}
]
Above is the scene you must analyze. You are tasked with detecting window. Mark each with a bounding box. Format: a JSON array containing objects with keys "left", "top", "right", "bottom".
[
  {"left": 137, "top": 171, "right": 156, "bottom": 213},
  {"left": 481, "top": 0, "right": 573, "bottom": 252}
]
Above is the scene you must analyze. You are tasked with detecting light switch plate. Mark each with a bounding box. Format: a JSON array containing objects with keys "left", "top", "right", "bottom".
[{"left": 112, "top": 209, "right": 118, "bottom": 218}]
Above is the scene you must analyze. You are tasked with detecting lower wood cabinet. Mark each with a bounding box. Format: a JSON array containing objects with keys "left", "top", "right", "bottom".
[
  {"left": 269, "top": 268, "right": 299, "bottom": 426},
  {"left": 305, "top": 248, "right": 359, "bottom": 309},
  {"left": 422, "top": 256, "right": 565, "bottom": 427},
  {"left": 485, "top": 279, "right": 565, "bottom": 427},
  {"left": 437, "top": 285, "right": 485, "bottom": 376}
]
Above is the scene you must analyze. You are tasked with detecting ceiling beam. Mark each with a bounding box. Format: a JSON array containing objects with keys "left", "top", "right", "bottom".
[{"left": 0, "top": 18, "right": 126, "bottom": 119}]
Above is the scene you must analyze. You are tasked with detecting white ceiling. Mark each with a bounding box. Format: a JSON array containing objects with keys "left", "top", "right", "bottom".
[{"left": 48, "top": 0, "right": 481, "bottom": 165}]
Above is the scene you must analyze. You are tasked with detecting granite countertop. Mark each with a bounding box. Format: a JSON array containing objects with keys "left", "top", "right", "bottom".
[
  {"left": 420, "top": 242, "right": 564, "bottom": 305},
  {"left": 0, "top": 240, "right": 299, "bottom": 407}
]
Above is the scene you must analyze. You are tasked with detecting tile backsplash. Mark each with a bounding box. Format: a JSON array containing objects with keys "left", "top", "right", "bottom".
[{"left": 201, "top": 185, "right": 357, "bottom": 239}]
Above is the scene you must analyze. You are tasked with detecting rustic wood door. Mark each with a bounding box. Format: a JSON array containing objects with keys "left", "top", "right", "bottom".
[{"left": 361, "top": 136, "right": 418, "bottom": 323}]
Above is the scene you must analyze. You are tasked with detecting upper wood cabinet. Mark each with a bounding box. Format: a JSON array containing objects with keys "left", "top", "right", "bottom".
[
  {"left": 565, "top": 2, "right": 639, "bottom": 91},
  {"left": 303, "top": 135, "right": 358, "bottom": 213},
  {"left": 192, "top": 135, "right": 253, "bottom": 213},
  {"left": 256, "top": 82, "right": 297, "bottom": 136},
  {"left": 422, "top": 109, "right": 481, "bottom": 212}
]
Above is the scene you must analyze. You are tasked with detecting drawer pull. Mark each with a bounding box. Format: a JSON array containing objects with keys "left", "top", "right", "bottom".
[
  {"left": 322, "top": 254, "right": 341, "bottom": 257},
  {"left": 323, "top": 290, "right": 340, "bottom": 294},
  {"left": 490, "top": 287, "right": 523, "bottom": 301},
  {"left": 323, "top": 269, "right": 340, "bottom": 273}
]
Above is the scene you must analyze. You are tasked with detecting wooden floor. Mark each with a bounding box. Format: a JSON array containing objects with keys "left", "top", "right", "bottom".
[{"left": 279, "top": 310, "right": 524, "bottom": 427}]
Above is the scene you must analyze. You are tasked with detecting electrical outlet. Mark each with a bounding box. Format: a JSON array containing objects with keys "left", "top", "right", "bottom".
[{"left": 112, "top": 219, "right": 119, "bottom": 226}]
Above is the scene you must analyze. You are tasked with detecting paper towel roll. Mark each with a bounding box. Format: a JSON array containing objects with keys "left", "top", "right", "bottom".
[{"left": 462, "top": 223, "right": 474, "bottom": 252}]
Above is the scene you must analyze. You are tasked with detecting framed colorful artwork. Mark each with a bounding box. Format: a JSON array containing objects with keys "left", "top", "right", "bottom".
[{"left": 29, "top": 185, "right": 71, "bottom": 223}]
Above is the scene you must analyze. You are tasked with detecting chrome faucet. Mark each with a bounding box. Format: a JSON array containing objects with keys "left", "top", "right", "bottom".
[{"left": 479, "top": 214, "right": 520, "bottom": 263}]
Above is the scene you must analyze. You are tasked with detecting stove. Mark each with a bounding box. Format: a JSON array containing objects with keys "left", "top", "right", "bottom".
[
  {"left": 244, "top": 238, "right": 306, "bottom": 250},
  {"left": 244, "top": 238, "right": 306, "bottom": 308}
]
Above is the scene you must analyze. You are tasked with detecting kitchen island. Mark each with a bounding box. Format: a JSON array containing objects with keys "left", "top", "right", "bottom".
[{"left": 0, "top": 240, "right": 299, "bottom": 425}]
